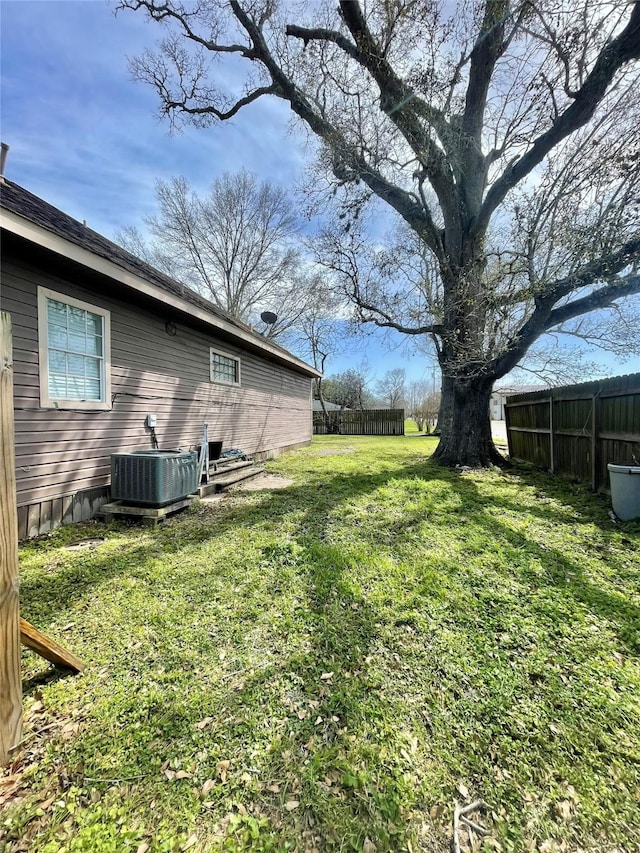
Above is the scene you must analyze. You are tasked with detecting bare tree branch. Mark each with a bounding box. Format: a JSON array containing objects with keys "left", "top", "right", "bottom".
[
  {"left": 122, "top": 0, "right": 640, "bottom": 465},
  {"left": 545, "top": 274, "right": 640, "bottom": 329},
  {"left": 477, "top": 1, "right": 640, "bottom": 234},
  {"left": 116, "top": 170, "right": 316, "bottom": 338}
]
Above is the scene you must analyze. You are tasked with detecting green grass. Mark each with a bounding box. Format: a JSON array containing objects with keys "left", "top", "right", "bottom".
[{"left": 3, "top": 435, "right": 640, "bottom": 852}]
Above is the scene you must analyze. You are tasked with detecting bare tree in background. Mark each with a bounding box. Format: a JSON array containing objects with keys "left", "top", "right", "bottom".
[
  {"left": 322, "top": 368, "right": 375, "bottom": 410},
  {"left": 117, "top": 171, "right": 313, "bottom": 338},
  {"left": 376, "top": 368, "right": 406, "bottom": 409},
  {"left": 407, "top": 379, "right": 437, "bottom": 432},
  {"left": 408, "top": 380, "right": 428, "bottom": 421},
  {"left": 120, "top": 0, "right": 640, "bottom": 465},
  {"left": 408, "top": 381, "right": 441, "bottom": 433},
  {"left": 286, "top": 281, "right": 344, "bottom": 416},
  {"left": 422, "top": 392, "right": 442, "bottom": 434}
]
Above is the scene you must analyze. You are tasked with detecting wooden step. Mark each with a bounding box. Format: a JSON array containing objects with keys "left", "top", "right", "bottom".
[
  {"left": 207, "top": 459, "right": 254, "bottom": 476},
  {"left": 215, "top": 465, "right": 265, "bottom": 491},
  {"left": 198, "top": 466, "right": 264, "bottom": 496},
  {"left": 197, "top": 459, "right": 256, "bottom": 495}
]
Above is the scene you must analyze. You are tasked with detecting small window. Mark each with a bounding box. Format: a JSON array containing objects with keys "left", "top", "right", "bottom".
[
  {"left": 210, "top": 347, "right": 241, "bottom": 386},
  {"left": 38, "top": 287, "right": 111, "bottom": 410}
]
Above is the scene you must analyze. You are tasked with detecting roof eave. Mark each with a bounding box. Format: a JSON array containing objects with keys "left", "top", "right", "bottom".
[{"left": 0, "top": 207, "right": 321, "bottom": 378}]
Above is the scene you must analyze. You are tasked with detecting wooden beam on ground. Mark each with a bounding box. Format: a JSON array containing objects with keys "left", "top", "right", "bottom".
[
  {"left": 19, "top": 618, "right": 85, "bottom": 673},
  {"left": 0, "top": 312, "right": 22, "bottom": 765}
]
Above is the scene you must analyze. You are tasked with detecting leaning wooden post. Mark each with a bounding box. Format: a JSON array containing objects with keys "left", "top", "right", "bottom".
[{"left": 0, "top": 312, "right": 22, "bottom": 765}]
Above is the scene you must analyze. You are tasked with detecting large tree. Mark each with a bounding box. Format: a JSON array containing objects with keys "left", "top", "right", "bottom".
[
  {"left": 121, "top": 0, "right": 640, "bottom": 465},
  {"left": 117, "top": 170, "right": 313, "bottom": 339}
]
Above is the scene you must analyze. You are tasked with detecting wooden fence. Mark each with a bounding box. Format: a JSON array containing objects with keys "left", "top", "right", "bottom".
[
  {"left": 505, "top": 372, "right": 640, "bottom": 491},
  {"left": 313, "top": 408, "right": 405, "bottom": 436}
]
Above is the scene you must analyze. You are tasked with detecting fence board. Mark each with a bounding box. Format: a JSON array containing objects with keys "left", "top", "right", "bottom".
[
  {"left": 313, "top": 408, "right": 405, "bottom": 436},
  {"left": 505, "top": 373, "right": 640, "bottom": 491}
]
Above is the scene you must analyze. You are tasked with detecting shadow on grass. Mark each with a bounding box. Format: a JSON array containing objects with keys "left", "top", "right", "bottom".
[
  {"left": 18, "top": 540, "right": 166, "bottom": 628},
  {"left": 180, "top": 457, "right": 639, "bottom": 655},
  {"left": 15, "top": 446, "right": 640, "bottom": 849},
  {"left": 21, "top": 454, "right": 639, "bottom": 672},
  {"left": 22, "top": 664, "right": 80, "bottom": 693}
]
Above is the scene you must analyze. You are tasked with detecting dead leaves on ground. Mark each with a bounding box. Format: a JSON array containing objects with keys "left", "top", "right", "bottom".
[
  {"left": 200, "top": 778, "right": 216, "bottom": 798},
  {"left": 446, "top": 780, "right": 584, "bottom": 853},
  {"left": 0, "top": 693, "right": 87, "bottom": 818}
]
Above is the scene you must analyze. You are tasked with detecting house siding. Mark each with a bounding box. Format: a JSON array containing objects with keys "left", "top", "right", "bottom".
[{"left": 3, "top": 252, "right": 313, "bottom": 535}]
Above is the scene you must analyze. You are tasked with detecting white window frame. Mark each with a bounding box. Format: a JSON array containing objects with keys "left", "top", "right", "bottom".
[
  {"left": 37, "top": 286, "right": 112, "bottom": 410},
  {"left": 209, "top": 346, "right": 241, "bottom": 387}
]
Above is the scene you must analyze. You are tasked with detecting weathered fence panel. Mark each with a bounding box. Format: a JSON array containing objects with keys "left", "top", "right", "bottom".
[
  {"left": 505, "top": 372, "right": 640, "bottom": 491},
  {"left": 313, "top": 408, "right": 405, "bottom": 436}
]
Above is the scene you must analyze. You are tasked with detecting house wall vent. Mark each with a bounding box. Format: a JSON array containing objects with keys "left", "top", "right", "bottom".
[{"left": 110, "top": 450, "right": 198, "bottom": 506}]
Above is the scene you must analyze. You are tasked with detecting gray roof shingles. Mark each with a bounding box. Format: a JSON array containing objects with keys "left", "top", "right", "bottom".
[{"left": 0, "top": 179, "right": 304, "bottom": 366}]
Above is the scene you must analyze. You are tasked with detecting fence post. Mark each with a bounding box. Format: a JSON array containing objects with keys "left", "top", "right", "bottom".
[
  {"left": 0, "top": 312, "right": 22, "bottom": 765},
  {"left": 591, "top": 393, "right": 601, "bottom": 491},
  {"left": 549, "top": 392, "right": 555, "bottom": 474}
]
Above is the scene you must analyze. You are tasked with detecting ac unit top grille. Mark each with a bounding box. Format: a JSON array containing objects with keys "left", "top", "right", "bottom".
[{"left": 111, "top": 450, "right": 198, "bottom": 506}]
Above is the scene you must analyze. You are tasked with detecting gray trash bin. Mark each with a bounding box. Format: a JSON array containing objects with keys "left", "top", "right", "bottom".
[{"left": 607, "top": 463, "right": 640, "bottom": 521}]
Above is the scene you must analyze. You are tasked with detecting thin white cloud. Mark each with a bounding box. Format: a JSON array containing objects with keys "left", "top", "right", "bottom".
[
  {"left": 0, "top": 0, "right": 305, "bottom": 236},
  {"left": 2, "top": 1, "right": 633, "bottom": 387}
]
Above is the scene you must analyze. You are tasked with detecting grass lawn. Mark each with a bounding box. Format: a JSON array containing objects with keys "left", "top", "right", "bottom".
[{"left": 3, "top": 436, "right": 639, "bottom": 852}]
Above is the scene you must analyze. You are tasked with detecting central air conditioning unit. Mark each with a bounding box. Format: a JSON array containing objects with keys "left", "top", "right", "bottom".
[{"left": 110, "top": 450, "right": 199, "bottom": 506}]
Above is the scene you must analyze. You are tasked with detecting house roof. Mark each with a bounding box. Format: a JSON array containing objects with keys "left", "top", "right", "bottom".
[
  {"left": 312, "top": 400, "right": 348, "bottom": 411},
  {"left": 0, "top": 178, "right": 320, "bottom": 378}
]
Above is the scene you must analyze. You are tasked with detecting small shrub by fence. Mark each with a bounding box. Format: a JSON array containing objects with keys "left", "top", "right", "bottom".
[
  {"left": 313, "top": 408, "right": 405, "bottom": 436},
  {"left": 505, "top": 372, "right": 640, "bottom": 491}
]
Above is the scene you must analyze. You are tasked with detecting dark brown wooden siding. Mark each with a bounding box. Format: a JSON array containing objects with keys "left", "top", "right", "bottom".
[
  {"left": 2, "top": 253, "right": 313, "bottom": 516},
  {"left": 505, "top": 373, "right": 640, "bottom": 491}
]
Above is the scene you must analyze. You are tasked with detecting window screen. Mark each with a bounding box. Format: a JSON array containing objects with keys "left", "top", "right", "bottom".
[{"left": 46, "top": 297, "right": 105, "bottom": 401}]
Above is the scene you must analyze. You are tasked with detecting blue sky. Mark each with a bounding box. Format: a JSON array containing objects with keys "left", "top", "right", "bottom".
[
  {"left": 0, "top": 0, "right": 304, "bottom": 234},
  {"left": 1, "top": 0, "right": 637, "bottom": 389}
]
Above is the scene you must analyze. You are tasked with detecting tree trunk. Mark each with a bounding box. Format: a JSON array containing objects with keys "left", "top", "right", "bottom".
[
  {"left": 316, "top": 378, "right": 329, "bottom": 418},
  {"left": 433, "top": 378, "right": 502, "bottom": 467},
  {"left": 433, "top": 373, "right": 453, "bottom": 436}
]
